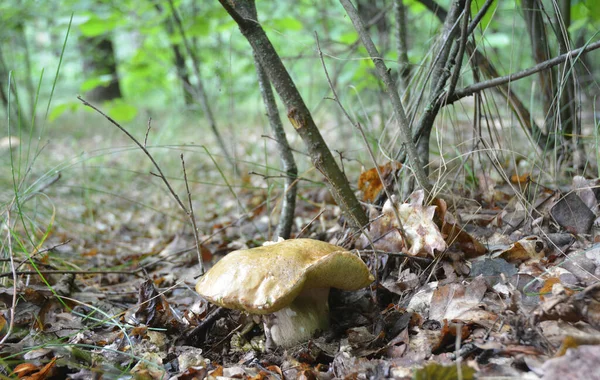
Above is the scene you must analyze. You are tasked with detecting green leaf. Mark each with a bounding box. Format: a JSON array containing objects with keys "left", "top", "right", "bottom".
[
  {"left": 79, "top": 15, "right": 119, "bottom": 37},
  {"left": 471, "top": 0, "right": 498, "bottom": 31},
  {"left": 48, "top": 102, "right": 78, "bottom": 122},
  {"left": 406, "top": 0, "right": 427, "bottom": 15},
  {"left": 187, "top": 18, "right": 211, "bottom": 37},
  {"left": 584, "top": 1, "right": 600, "bottom": 20},
  {"left": 107, "top": 101, "right": 137, "bottom": 123},
  {"left": 80, "top": 75, "right": 113, "bottom": 92},
  {"left": 339, "top": 31, "right": 358, "bottom": 45},
  {"left": 267, "top": 16, "right": 303, "bottom": 31}
]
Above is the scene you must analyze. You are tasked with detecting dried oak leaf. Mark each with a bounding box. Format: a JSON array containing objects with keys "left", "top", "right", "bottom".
[
  {"left": 396, "top": 191, "right": 447, "bottom": 257},
  {"left": 433, "top": 197, "right": 486, "bottom": 258},
  {"left": 490, "top": 236, "right": 546, "bottom": 264},
  {"left": 358, "top": 161, "right": 402, "bottom": 202},
  {"left": 359, "top": 190, "right": 446, "bottom": 257},
  {"left": 133, "top": 279, "right": 185, "bottom": 332}
]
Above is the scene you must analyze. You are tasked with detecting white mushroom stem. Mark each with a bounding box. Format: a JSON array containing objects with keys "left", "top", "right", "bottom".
[{"left": 263, "top": 288, "right": 330, "bottom": 348}]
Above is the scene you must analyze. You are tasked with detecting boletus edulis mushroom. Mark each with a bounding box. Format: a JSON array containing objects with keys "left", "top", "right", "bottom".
[{"left": 195, "top": 238, "right": 374, "bottom": 348}]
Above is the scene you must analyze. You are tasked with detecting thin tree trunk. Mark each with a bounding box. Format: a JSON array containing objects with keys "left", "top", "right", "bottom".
[
  {"left": 414, "top": 0, "right": 465, "bottom": 171},
  {"left": 554, "top": 0, "right": 584, "bottom": 171},
  {"left": 394, "top": 0, "right": 411, "bottom": 96},
  {"left": 339, "top": 0, "right": 431, "bottom": 195},
  {"left": 155, "top": 2, "right": 194, "bottom": 105},
  {"left": 218, "top": 0, "right": 369, "bottom": 228},
  {"left": 244, "top": 0, "right": 297, "bottom": 239},
  {"left": 78, "top": 35, "right": 122, "bottom": 102},
  {"left": 254, "top": 55, "right": 297, "bottom": 240},
  {"left": 414, "top": 0, "right": 550, "bottom": 151},
  {"left": 16, "top": 22, "right": 35, "bottom": 116},
  {"left": 522, "top": 0, "right": 556, "bottom": 146},
  {"left": 167, "top": 0, "right": 238, "bottom": 172}
]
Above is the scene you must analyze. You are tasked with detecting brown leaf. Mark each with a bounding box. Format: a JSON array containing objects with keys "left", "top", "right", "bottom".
[
  {"left": 492, "top": 236, "right": 546, "bottom": 264},
  {"left": 358, "top": 161, "right": 402, "bottom": 202},
  {"left": 433, "top": 198, "right": 486, "bottom": 258},
  {"left": 134, "top": 279, "right": 184, "bottom": 331},
  {"left": 13, "top": 357, "right": 57, "bottom": 380}
]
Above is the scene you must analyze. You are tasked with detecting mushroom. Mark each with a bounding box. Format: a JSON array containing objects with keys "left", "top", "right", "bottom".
[{"left": 195, "top": 238, "right": 374, "bottom": 348}]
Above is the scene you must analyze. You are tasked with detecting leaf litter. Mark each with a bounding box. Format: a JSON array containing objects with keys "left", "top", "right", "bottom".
[{"left": 2, "top": 158, "right": 600, "bottom": 379}]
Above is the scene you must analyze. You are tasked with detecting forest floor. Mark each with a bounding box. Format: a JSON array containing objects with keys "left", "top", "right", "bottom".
[{"left": 1, "top": 109, "right": 600, "bottom": 379}]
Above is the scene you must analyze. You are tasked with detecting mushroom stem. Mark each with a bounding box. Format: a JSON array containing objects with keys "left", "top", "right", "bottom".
[{"left": 264, "top": 287, "right": 330, "bottom": 348}]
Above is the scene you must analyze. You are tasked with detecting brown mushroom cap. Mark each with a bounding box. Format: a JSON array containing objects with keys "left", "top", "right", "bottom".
[{"left": 195, "top": 239, "right": 373, "bottom": 314}]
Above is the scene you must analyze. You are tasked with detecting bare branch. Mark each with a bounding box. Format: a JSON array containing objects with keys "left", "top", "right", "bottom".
[
  {"left": 447, "top": 39, "right": 600, "bottom": 103},
  {"left": 77, "top": 96, "right": 205, "bottom": 274}
]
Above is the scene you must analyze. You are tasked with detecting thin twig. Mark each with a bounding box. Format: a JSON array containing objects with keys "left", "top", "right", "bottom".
[
  {"left": 144, "top": 117, "right": 152, "bottom": 148},
  {"left": 181, "top": 154, "right": 205, "bottom": 274},
  {"left": 0, "top": 269, "right": 145, "bottom": 279},
  {"left": 448, "top": 39, "right": 600, "bottom": 102},
  {"left": 467, "top": 0, "right": 495, "bottom": 36},
  {"left": 77, "top": 96, "right": 207, "bottom": 274},
  {"left": 78, "top": 96, "right": 188, "bottom": 213},
  {"left": 296, "top": 209, "right": 326, "bottom": 239},
  {"left": 446, "top": 1, "right": 472, "bottom": 98},
  {"left": 357, "top": 249, "right": 433, "bottom": 265}
]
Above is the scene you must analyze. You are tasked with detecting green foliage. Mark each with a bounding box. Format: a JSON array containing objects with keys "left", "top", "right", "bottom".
[
  {"left": 471, "top": 0, "right": 497, "bottom": 31},
  {"left": 107, "top": 99, "right": 137, "bottom": 122},
  {"left": 571, "top": 1, "right": 600, "bottom": 34},
  {"left": 265, "top": 16, "right": 304, "bottom": 32},
  {"left": 0, "top": 0, "right": 598, "bottom": 131},
  {"left": 78, "top": 13, "right": 121, "bottom": 37}
]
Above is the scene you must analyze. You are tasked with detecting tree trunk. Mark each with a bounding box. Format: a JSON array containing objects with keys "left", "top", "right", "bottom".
[
  {"left": 394, "top": 0, "right": 411, "bottom": 95},
  {"left": 155, "top": 2, "right": 194, "bottom": 105},
  {"left": 219, "top": 0, "right": 369, "bottom": 228},
  {"left": 78, "top": 35, "right": 122, "bottom": 102},
  {"left": 522, "top": 0, "right": 556, "bottom": 145}
]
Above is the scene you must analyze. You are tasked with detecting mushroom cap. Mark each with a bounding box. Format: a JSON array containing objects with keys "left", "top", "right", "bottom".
[{"left": 195, "top": 239, "right": 374, "bottom": 314}]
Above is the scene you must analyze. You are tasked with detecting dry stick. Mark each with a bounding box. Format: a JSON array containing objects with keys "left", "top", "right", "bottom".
[
  {"left": 0, "top": 269, "right": 146, "bottom": 279},
  {"left": 144, "top": 117, "right": 152, "bottom": 148},
  {"left": 413, "top": 0, "right": 465, "bottom": 171},
  {"left": 339, "top": 0, "right": 431, "bottom": 196},
  {"left": 77, "top": 96, "right": 205, "bottom": 274},
  {"left": 415, "top": 0, "right": 549, "bottom": 150},
  {"left": 180, "top": 154, "right": 204, "bottom": 270},
  {"left": 252, "top": 34, "right": 297, "bottom": 239},
  {"left": 446, "top": 0, "right": 472, "bottom": 99},
  {"left": 296, "top": 209, "right": 326, "bottom": 239},
  {"left": 166, "top": 0, "right": 237, "bottom": 173},
  {"left": 448, "top": 0, "right": 494, "bottom": 98},
  {"left": 466, "top": 0, "right": 495, "bottom": 36},
  {"left": 218, "top": 0, "right": 369, "bottom": 228},
  {"left": 447, "top": 39, "right": 600, "bottom": 103},
  {"left": 6, "top": 240, "right": 72, "bottom": 272}
]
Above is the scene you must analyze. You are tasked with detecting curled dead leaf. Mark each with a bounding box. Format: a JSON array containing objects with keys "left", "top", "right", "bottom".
[{"left": 358, "top": 161, "right": 402, "bottom": 203}]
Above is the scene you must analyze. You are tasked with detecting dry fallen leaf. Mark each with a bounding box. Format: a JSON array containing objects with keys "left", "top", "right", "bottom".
[
  {"left": 433, "top": 197, "right": 487, "bottom": 258},
  {"left": 358, "top": 161, "right": 402, "bottom": 203},
  {"left": 491, "top": 236, "right": 546, "bottom": 264},
  {"left": 361, "top": 191, "right": 447, "bottom": 257}
]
